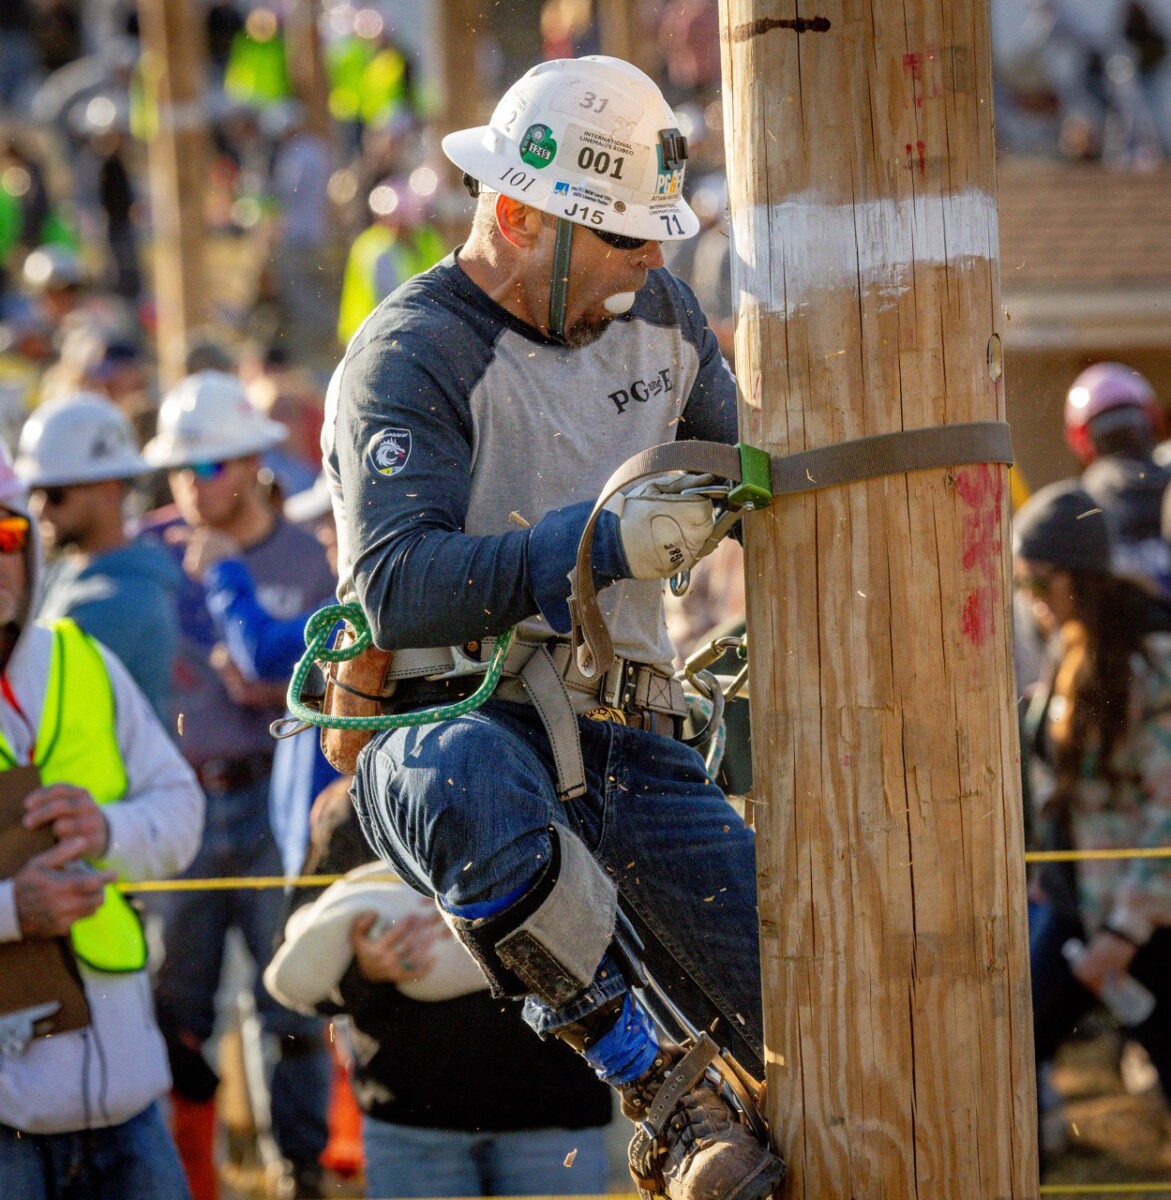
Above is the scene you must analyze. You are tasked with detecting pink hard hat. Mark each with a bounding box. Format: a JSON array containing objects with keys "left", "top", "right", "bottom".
[{"left": 1064, "top": 362, "right": 1163, "bottom": 464}]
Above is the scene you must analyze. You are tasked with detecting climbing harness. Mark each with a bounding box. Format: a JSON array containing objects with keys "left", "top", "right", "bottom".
[{"left": 279, "top": 422, "right": 1013, "bottom": 790}]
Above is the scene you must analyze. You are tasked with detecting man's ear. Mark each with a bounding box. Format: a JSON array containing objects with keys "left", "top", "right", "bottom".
[{"left": 495, "top": 194, "right": 542, "bottom": 249}]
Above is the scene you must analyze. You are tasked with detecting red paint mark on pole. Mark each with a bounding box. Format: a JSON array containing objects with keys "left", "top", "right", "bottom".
[
  {"left": 903, "top": 52, "right": 923, "bottom": 108},
  {"left": 955, "top": 465, "right": 1005, "bottom": 647}
]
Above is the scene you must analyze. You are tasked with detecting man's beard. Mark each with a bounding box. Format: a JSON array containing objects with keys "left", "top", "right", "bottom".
[
  {"left": 563, "top": 311, "right": 614, "bottom": 349},
  {"left": 50, "top": 526, "right": 81, "bottom": 550}
]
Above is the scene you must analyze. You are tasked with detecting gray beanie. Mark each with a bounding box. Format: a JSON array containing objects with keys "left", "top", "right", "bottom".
[{"left": 1012, "top": 480, "right": 1113, "bottom": 573}]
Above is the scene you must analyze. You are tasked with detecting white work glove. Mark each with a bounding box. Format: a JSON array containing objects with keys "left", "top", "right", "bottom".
[{"left": 606, "top": 473, "right": 717, "bottom": 580}]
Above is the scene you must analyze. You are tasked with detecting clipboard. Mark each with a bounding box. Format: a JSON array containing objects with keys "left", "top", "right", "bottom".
[{"left": 0, "top": 765, "right": 91, "bottom": 1037}]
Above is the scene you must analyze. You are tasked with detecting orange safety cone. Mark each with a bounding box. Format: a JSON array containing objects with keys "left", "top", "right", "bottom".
[
  {"left": 319, "top": 1034, "right": 364, "bottom": 1180},
  {"left": 170, "top": 1091, "right": 220, "bottom": 1200}
]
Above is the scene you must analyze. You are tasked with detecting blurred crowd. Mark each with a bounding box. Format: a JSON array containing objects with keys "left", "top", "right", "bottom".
[
  {"left": 0, "top": 1, "right": 1170, "bottom": 1198},
  {"left": 0, "top": 6, "right": 745, "bottom": 1200},
  {"left": 993, "top": 0, "right": 1171, "bottom": 165}
]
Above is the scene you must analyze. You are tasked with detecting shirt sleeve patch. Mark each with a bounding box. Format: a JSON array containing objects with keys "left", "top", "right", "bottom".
[{"left": 367, "top": 427, "right": 413, "bottom": 477}]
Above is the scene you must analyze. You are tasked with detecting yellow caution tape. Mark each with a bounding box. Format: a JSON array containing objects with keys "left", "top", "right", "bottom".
[
  {"left": 1040, "top": 1186, "right": 1171, "bottom": 1195},
  {"left": 1026, "top": 847, "right": 1171, "bottom": 864},
  {"left": 117, "top": 871, "right": 400, "bottom": 893},
  {"left": 112, "top": 845, "right": 1171, "bottom": 893}
]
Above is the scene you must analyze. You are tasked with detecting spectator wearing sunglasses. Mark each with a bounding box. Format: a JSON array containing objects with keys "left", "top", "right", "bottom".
[
  {"left": 14, "top": 394, "right": 181, "bottom": 724},
  {"left": 138, "top": 370, "right": 336, "bottom": 1200},
  {"left": 0, "top": 437, "right": 204, "bottom": 1198}
]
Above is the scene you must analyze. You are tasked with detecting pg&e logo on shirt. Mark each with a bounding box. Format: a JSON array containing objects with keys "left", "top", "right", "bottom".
[{"left": 367, "top": 427, "right": 413, "bottom": 477}]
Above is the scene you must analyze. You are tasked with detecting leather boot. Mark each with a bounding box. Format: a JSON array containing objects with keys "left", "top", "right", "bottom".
[{"left": 620, "top": 1038, "right": 786, "bottom": 1200}]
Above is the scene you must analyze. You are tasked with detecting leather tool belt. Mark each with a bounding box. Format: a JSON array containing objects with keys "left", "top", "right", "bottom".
[
  {"left": 389, "top": 636, "right": 688, "bottom": 800},
  {"left": 320, "top": 625, "right": 397, "bottom": 774}
]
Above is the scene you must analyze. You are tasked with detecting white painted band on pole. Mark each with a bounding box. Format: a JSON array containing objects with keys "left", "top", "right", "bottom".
[{"left": 731, "top": 188, "right": 999, "bottom": 317}]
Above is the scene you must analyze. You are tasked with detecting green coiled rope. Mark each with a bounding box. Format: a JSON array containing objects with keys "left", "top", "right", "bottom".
[{"left": 284, "top": 601, "right": 516, "bottom": 732}]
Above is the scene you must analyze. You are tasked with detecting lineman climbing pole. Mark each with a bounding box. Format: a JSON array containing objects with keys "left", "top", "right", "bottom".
[
  {"left": 717, "top": 3, "right": 1038, "bottom": 1197},
  {"left": 137, "top": 0, "right": 210, "bottom": 393}
]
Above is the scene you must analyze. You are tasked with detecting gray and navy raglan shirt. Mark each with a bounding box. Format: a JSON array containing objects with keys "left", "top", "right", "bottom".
[{"left": 323, "top": 252, "right": 737, "bottom": 671}]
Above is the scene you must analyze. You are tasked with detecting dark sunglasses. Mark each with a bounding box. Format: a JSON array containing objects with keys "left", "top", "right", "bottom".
[
  {"left": 590, "top": 227, "right": 649, "bottom": 252},
  {"left": 1014, "top": 570, "right": 1056, "bottom": 597},
  {"left": 38, "top": 485, "right": 72, "bottom": 507},
  {"left": 185, "top": 461, "right": 230, "bottom": 481},
  {"left": 0, "top": 515, "right": 30, "bottom": 555}
]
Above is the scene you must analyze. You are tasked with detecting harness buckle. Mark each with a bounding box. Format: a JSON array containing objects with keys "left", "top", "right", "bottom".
[
  {"left": 583, "top": 704, "right": 627, "bottom": 724},
  {"left": 599, "top": 656, "right": 630, "bottom": 708}
]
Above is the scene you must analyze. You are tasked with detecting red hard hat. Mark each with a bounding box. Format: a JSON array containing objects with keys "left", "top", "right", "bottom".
[{"left": 1063, "top": 362, "right": 1163, "bottom": 464}]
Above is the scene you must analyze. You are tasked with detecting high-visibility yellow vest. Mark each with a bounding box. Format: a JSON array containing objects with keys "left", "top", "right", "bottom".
[
  {"left": 326, "top": 34, "right": 377, "bottom": 123},
  {"left": 224, "top": 30, "right": 292, "bottom": 107},
  {"left": 337, "top": 223, "right": 446, "bottom": 344},
  {"left": 0, "top": 620, "right": 146, "bottom": 973}
]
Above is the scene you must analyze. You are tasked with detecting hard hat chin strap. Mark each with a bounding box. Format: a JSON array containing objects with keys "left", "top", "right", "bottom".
[{"left": 548, "top": 217, "right": 574, "bottom": 343}]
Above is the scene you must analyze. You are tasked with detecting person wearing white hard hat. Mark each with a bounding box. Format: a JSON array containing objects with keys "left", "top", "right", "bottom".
[
  {"left": 174, "top": 472, "right": 341, "bottom": 882},
  {"left": 324, "top": 55, "right": 784, "bottom": 1200},
  {"left": 0, "top": 435, "right": 204, "bottom": 1199},
  {"left": 139, "top": 370, "right": 336, "bottom": 1200},
  {"left": 16, "top": 393, "right": 181, "bottom": 723}
]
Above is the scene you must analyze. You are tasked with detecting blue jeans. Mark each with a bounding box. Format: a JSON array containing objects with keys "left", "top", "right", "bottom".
[
  {"left": 362, "top": 1118, "right": 608, "bottom": 1198},
  {"left": 149, "top": 779, "right": 329, "bottom": 1166},
  {"left": 0, "top": 1101, "right": 191, "bottom": 1200},
  {"left": 354, "top": 699, "right": 765, "bottom": 1072}
]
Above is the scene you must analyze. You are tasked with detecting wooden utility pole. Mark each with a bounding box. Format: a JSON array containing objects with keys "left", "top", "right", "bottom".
[
  {"left": 437, "top": 0, "right": 486, "bottom": 139},
  {"left": 285, "top": 0, "right": 333, "bottom": 141},
  {"left": 137, "top": 0, "right": 210, "bottom": 393},
  {"left": 718, "top": 3, "right": 1037, "bottom": 1197},
  {"left": 595, "top": 0, "right": 659, "bottom": 77}
]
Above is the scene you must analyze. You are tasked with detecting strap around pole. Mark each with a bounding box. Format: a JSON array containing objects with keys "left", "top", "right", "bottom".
[{"left": 569, "top": 421, "right": 1014, "bottom": 679}]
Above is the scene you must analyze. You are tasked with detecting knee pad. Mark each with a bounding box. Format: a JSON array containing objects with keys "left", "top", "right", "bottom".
[{"left": 443, "top": 826, "right": 617, "bottom": 1009}]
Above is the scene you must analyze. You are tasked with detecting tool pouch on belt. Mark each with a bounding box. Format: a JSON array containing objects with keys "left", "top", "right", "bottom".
[{"left": 320, "top": 627, "right": 396, "bottom": 774}]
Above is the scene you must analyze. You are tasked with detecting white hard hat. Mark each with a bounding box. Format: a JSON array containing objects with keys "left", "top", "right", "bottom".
[
  {"left": 0, "top": 439, "right": 27, "bottom": 509},
  {"left": 283, "top": 472, "right": 332, "bottom": 524},
  {"left": 143, "top": 370, "right": 288, "bottom": 469},
  {"left": 22, "top": 244, "right": 86, "bottom": 292},
  {"left": 16, "top": 393, "right": 149, "bottom": 487},
  {"left": 442, "top": 56, "right": 698, "bottom": 243}
]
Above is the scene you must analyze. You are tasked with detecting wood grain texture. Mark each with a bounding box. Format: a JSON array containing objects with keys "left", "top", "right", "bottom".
[
  {"left": 717, "top": 1, "right": 1038, "bottom": 1195},
  {"left": 138, "top": 0, "right": 211, "bottom": 392}
]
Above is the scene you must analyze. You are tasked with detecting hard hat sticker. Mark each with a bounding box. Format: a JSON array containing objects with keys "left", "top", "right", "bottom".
[
  {"left": 559, "top": 123, "right": 652, "bottom": 195},
  {"left": 520, "top": 123, "right": 557, "bottom": 167},
  {"left": 549, "top": 81, "right": 640, "bottom": 137},
  {"left": 497, "top": 90, "right": 533, "bottom": 137},
  {"left": 367, "top": 428, "right": 413, "bottom": 477},
  {"left": 654, "top": 144, "right": 685, "bottom": 196},
  {"left": 553, "top": 180, "right": 613, "bottom": 208}
]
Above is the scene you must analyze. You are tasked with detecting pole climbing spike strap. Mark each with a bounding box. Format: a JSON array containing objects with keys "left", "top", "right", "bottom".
[{"left": 568, "top": 421, "right": 1014, "bottom": 680}]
